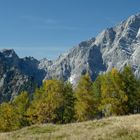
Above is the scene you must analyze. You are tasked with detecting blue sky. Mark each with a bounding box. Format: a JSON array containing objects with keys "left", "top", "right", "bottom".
[{"left": 0, "top": 0, "right": 140, "bottom": 60}]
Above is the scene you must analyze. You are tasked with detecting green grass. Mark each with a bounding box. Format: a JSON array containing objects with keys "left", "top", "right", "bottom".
[{"left": 0, "top": 114, "right": 140, "bottom": 140}]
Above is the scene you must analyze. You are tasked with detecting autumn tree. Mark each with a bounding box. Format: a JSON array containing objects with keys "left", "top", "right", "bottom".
[
  {"left": 74, "top": 73, "right": 96, "bottom": 121},
  {"left": 0, "top": 103, "right": 20, "bottom": 132},
  {"left": 27, "top": 80, "right": 75, "bottom": 124},
  {"left": 11, "top": 91, "right": 30, "bottom": 126},
  {"left": 100, "top": 68, "right": 128, "bottom": 117}
]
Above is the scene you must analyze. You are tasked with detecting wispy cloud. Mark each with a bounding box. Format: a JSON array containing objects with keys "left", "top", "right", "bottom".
[
  {"left": 32, "top": 25, "right": 79, "bottom": 31},
  {"left": 20, "top": 15, "right": 80, "bottom": 31},
  {"left": 20, "top": 15, "right": 100, "bottom": 32},
  {"left": 21, "top": 15, "right": 58, "bottom": 24}
]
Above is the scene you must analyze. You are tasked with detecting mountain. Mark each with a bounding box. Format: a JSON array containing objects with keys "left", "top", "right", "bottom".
[
  {"left": 0, "top": 49, "right": 46, "bottom": 102},
  {"left": 41, "top": 13, "right": 140, "bottom": 84},
  {"left": 1, "top": 13, "right": 140, "bottom": 102}
]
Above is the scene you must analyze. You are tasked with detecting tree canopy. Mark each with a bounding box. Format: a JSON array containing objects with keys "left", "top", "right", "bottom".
[{"left": 0, "top": 66, "right": 140, "bottom": 132}]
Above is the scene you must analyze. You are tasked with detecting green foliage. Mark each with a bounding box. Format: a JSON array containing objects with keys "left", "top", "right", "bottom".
[
  {"left": 74, "top": 73, "right": 96, "bottom": 121},
  {"left": 56, "top": 82, "right": 75, "bottom": 123},
  {"left": 121, "top": 66, "right": 140, "bottom": 114},
  {"left": 92, "top": 75, "right": 103, "bottom": 117}
]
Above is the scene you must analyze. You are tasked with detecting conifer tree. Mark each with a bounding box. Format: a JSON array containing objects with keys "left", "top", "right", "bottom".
[
  {"left": 74, "top": 73, "right": 96, "bottom": 121},
  {"left": 121, "top": 66, "right": 140, "bottom": 114},
  {"left": 56, "top": 82, "right": 75, "bottom": 123},
  {"left": 12, "top": 91, "right": 30, "bottom": 126},
  {"left": 92, "top": 75, "right": 103, "bottom": 118},
  {"left": 0, "top": 103, "right": 20, "bottom": 131},
  {"left": 100, "top": 68, "right": 128, "bottom": 117},
  {"left": 27, "top": 80, "right": 75, "bottom": 124}
]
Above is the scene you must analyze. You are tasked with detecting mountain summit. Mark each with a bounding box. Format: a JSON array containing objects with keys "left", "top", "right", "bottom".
[
  {"left": 41, "top": 13, "right": 140, "bottom": 84},
  {"left": 1, "top": 13, "right": 140, "bottom": 102}
]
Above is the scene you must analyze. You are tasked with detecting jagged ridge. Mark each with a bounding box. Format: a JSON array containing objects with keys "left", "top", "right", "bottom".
[{"left": 1, "top": 13, "right": 140, "bottom": 102}]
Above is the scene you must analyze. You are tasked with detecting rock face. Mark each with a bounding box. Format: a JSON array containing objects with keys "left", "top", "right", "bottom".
[
  {"left": 1, "top": 13, "right": 140, "bottom": 102},
  {"left": 41, "top": 13, "right": 140, "bottom": 84},
  {"left": 0, "top": 49, "right": 46, "bottom": 102}
]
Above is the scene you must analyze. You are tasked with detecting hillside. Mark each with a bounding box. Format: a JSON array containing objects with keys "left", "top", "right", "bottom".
[{"left": 0, "top": 114, "right": 140, "bottom": 140}]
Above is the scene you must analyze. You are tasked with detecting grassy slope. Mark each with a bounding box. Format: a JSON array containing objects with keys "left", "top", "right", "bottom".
[{"left": 0, "top": 114, "right": 140, "bottom": 140}]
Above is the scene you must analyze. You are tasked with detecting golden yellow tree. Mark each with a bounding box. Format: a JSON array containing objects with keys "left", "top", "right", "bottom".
[
  {"left": 74, "top": 73, "right": 96, "bottom": 121},
  {"left": 100, "top": 68, "right": 128, "bottom": 117}
]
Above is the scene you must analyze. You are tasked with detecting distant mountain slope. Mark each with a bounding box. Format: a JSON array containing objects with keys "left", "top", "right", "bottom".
[
  {"left": 0, "top": 49, "right": 46, "bottom": 102},
  {"left": 0, "top": 114, "right": 140, "bottom": 140},
  {"left": 1, "top": 13, "right": 140, "bottom": 101}
]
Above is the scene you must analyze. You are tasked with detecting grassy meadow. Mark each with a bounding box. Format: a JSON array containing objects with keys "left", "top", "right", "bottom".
[{"left": 0, "top": 114, "right": 140, "bottom": 140}]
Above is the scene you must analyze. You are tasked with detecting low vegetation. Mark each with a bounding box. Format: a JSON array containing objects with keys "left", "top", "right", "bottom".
[
  {"left": 0, "top": 114, "right": 140, "bottom": 140},
  {"left": 0, "top": 66, "right": 140, "bottom": 133}
]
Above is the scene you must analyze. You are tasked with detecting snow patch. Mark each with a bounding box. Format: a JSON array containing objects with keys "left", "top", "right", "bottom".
[
  {"left": 68, "top": 74, "right": 77, "bottom": 85},
  {"left": 0, "top": 74, "right": 6, "bottom": 88},
  {"left": 136, "top": 28, "right": 140, "bottom": 38}
]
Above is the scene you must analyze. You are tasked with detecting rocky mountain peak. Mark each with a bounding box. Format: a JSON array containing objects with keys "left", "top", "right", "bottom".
[
  {"left": 119, "top": 13, "right": 140, "bottom": 42},
  {"left": 0, "top": 49, "right": 18, "bottom": 59},
  {"left": 79, "top": 37, "right": 95, "bottom": 47},
  {"left": 1, "top": 13, "right": 140, "bottom": 102}
]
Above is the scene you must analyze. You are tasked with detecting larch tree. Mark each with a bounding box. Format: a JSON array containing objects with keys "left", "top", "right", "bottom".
[
  {"left": 100, "top": 68, "right": 128, "bottom": 117},
  {"left": 74, "top": 73, "right": 96, "bottom": 121}
]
